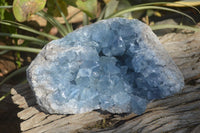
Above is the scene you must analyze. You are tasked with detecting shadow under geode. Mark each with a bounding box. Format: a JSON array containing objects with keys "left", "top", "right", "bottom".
[{"left": 0, "top": 84, "right": 22, "bottom": 133}]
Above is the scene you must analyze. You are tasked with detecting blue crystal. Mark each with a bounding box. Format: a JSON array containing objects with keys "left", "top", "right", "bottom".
[{"left": 27, "top": 18, "right": 184, "bottom": 115}]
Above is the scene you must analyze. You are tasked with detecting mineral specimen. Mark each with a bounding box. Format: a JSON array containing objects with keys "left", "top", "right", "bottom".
[{"left": 27, "top": 18, "right": 184, "bottom": 115}]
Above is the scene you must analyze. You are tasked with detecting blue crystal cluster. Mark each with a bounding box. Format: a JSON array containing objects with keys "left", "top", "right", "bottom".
[{"left": 27, "top": 18, "right": 184, "bottom": 114}]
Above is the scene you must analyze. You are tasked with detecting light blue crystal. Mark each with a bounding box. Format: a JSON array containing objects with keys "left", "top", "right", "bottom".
[{"left": 27, "top": 18, "right": 184, "bottom": 115}]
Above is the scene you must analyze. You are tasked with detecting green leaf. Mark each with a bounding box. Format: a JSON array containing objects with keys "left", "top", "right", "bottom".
[
  {"left": 0, "top": 0, "right": 9, "bottom": 20},
  {"left": 117, "top": 0, "right": 132, "bottom": 18},
  {"left": 0, "top": 32, "right": 48, "bottom": 46},
  {"left": 0, "top": 5, "right": 12, "bottom": 9},
  {"left": 54, "top": 0, "right": 73, "bottom": 33},
  {"left": 150, "top": 24, "right": 200, "bottom": 32},
  {"left": 0, "top": 92, "right": 10, "bottom": 102},
  {"left": 64, "top": 0, "right": 97, "bottom": 18},
  {"left": 13, "top": 0, "right": 47, "bottom": 22},
  {"left": 47, "top": 0, "right": 68, "bottom": 17},
  {"left": 0, "top": 20, "right": 59, "bottom": 40},
  {"left": 83, "top": 13, "right": 89, "bottom": 25},
  {"left": 16, "top": 52, "right": 22, "bottom": 68},
  {"left": 130, "top": 2, "right": 200, "bottom": 14},
  {"left": 36, "top": 11, "right": 68, "bottom": 36},
  {"left": 106, "top": 5, "right": 196, "bottom": 24},
  {"left": 104, "top": 0, "right": 119, "bottom": 18},
  {"left": 0, "top": 45, "right": 41, "bottom": 53},
  {"left": 0, "top": 50, "right": 9, "bottom": 55}
]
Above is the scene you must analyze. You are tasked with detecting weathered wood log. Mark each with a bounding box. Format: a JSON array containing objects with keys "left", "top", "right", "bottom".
[
  {"left": 11, "top": 31, "right": 200, "bottom": 133},
  {"left": 160, "top": 32, "right": 200, "bottom": 81}
]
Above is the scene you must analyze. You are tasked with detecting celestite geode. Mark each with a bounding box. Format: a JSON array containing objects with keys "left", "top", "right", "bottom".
[{"left": 27, "top": 18, "right": 184, "bottom": 114}]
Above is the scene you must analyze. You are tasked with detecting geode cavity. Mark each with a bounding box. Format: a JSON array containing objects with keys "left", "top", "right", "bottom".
[{"left": 27, "top": 18, "right": 184, "bottom": 115}]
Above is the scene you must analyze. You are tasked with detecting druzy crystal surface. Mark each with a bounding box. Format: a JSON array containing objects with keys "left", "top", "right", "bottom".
[{"left": 27, "top": 18, "right": 184, "bottom": 114}]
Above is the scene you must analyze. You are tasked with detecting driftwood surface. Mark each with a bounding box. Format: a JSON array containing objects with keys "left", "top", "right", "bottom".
[{"left": 11, "top": 31, "right": 200, "bottom": 133}]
